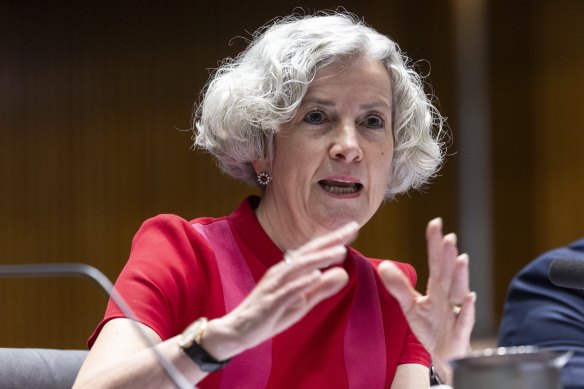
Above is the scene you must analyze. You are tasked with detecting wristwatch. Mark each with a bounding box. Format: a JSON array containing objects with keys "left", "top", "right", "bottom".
[
  {"left": 178, "top": 317, "right": 231, "bottom": 373},
  {"left": 429, "top": 365, "right": 443, "bottom": 386}
]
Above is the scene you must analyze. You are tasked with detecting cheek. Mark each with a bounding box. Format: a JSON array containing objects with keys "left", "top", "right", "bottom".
[
  {"left": 374, "top": 150, "right": 393, "bottom": 187},
  {"left": 380, "top": 149, "right": 393, "bottom": 167},
  {"left": 272, "top": 150, "right": 314, "bottom": 183},
  {"left": 278, "top": 138, "right": 322, "bottom": 168}
]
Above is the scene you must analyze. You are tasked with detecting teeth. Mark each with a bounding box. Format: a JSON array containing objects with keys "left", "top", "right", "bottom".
[{"left": 322, "top": 184, "right": 359, "bottom": 194}]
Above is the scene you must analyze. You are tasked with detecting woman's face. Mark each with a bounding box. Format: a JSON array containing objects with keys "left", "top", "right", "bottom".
[{"left": 256, "top": 56, "right": 394, "bottom": 235}]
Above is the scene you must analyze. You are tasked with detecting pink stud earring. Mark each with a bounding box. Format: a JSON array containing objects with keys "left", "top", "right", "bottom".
[{"left": 257, "top": 172, "right": 271, "bottom": 186}]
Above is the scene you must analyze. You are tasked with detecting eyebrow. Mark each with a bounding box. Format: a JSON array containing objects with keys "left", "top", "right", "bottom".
[
  {"left": 300, "top": 96, "right": 392, "bottom": 111},
  {"left": 300, "top": 97, "right": 336, "bottom": 107}
]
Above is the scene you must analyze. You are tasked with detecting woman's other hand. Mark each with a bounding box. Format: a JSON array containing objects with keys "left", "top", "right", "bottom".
[
  {"left": 203, "top": 221, "right": 359, "bottom": 361},
  {"left": 377, "top": 218, "right": 475, "bottom": 385}
]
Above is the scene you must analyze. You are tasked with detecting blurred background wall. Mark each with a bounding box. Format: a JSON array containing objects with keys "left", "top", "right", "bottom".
[{"left": 1, "top": 0, "right": 583, "bottom": 348}]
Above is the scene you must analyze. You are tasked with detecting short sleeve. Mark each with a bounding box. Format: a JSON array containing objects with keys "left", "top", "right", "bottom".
[{"left": 88, "top": 214, "right": 207, "bottom": 347}]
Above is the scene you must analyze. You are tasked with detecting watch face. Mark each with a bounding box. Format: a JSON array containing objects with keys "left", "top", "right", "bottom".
[
  {"left": 179, "top": 319, "right": 205, "bottom": 349},
  {"left": 178, "top": 332, "right": 192, "bottom": 349},
  {"left": 178, "top": 317, "right": 230, "bottom": 373}
]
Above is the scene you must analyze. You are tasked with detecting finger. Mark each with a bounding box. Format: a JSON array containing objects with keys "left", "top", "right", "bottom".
[
  {"left": 269, "top": 252, "right": 347, "bottom": 306},
  {"left": 304, "top": 267, "right": 349, "bottom": 307},
  {"left": 437, "top": 233, "right": 459, "bottom": 293},
  {"left": 229, "top": 269, "right": 329, "bottom": 343},
  {"left": 268, "top": 269, "right": 324, "bottom": 310},
  {"left": 294, "top": 221, "right": 359, "bottom": 256},
  {"left": 449, "top": 254, "right": 470, "bottom": 304},
  {"left": 427, "top": 233, "right": 459, "bottom": 296},
  {"left": 377, "top": 260, "right": 421, "bottom": 315},
  {"left": 291, "top": 245, "right": 347, "bottom": 268},
  {"left": 269, "top": 245, "right": 348, "bottom": 286},
  {"left": 426, "top": 217, "right": 443, "bottom": 280},
  {"left": 453, "top": 292, "right": 476, "bottom": 355},
  {"left": 275, "top": 268, "right": 349, "bottom": 331},
  {"left": 253, "top": 251, "right": 319, "bottom": 298}
]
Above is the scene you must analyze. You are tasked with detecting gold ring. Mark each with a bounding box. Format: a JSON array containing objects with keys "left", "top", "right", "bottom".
[{"left": 450, "top": 301, "right": 462, "bottom": 315}]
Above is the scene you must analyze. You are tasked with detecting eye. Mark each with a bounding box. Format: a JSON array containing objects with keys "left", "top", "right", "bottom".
[
  {"left": 362, "top": 114, "right": 385, "bottom": 129},
  {"left": 303, "top": 110, "right": 326, "bottom": 124}
]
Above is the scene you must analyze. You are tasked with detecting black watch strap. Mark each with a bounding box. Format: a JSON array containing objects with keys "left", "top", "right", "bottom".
[
  {"left": 429, "top": 365, "right": 443, "bottom": 386},
  {"left": 183, "top": 341, "right": 231, "bottom": 373}
]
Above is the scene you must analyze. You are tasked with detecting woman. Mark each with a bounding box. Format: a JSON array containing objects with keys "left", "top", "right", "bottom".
[{"left": 74, "top": 11, "right": 475, "bottom": 388}]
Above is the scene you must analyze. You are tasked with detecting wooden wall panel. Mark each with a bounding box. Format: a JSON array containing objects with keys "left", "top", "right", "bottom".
[
  {"left": 532, "top": 1, "right": 584, "bottom": 251},
  {"left": 491, "top": 0, "right": 584, "bottom": 327},
  {"left": 2, "top": 1, "right": 457, "bottom": 349},
  {"left": 9, "top": 0, "right": 582, "bottom": 349},
  {"left": 489, "top": 0, "right": 539, "bottom": 328}
]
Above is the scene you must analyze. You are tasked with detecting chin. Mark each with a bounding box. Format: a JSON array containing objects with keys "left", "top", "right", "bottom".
[{"left": 316, "top": 209, "right": 366, "bottom": 231}]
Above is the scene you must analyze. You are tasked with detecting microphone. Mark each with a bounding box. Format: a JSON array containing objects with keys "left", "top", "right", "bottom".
[
  {"left": 0, "top": 263, "right": 192, "bottom": 389},
  {"left": 548, "top": 258, "right": 584, "bottom": 289}
]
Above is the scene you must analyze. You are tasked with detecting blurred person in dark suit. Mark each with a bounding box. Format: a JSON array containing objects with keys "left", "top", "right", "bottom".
[{"left": 499, "top": 238, "right": 584, "bottom": 389}]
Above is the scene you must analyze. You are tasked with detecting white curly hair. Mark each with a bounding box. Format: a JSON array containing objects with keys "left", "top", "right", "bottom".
[{"left": 194, "top": 10, "right": 446, "bottom": 198}]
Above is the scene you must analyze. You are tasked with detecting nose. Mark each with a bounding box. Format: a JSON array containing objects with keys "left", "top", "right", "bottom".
[{"left": 329, "top": 122, "right": 363, "bottom": 163}]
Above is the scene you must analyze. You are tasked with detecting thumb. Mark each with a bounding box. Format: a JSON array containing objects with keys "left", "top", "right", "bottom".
[{"left": 378, "top": 261, "right": 419, "bottom": 314}]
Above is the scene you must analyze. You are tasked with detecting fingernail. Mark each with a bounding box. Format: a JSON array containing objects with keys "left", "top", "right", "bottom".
[
  {"left": 341, "top": 221, "right": 359, "bottom": 233},
  {"left": 446, "top": 232, "right": 457, "bottom": 244},
  {"left": 347, "top": 221, "right": 359, "bottom": 230},
  {"left": 458, "top": 253, "right": 469, "bottom": 263}
]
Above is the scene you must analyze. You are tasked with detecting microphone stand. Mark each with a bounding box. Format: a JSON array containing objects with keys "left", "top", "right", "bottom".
[{"left": 0, "top": 263, "right": 192, "bottom": 389}]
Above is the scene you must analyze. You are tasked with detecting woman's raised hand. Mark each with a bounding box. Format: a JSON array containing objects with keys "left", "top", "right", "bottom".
[
  {"left": 377, "top": 218, "right": 475, "bottom": 385},
  {"left": 205, "top": 221, "right": 359, "bottom": 360}
]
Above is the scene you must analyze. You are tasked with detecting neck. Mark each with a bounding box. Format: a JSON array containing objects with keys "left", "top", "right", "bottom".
[{"left": 254, "top": 195, "right": 316, "bottom": 253}]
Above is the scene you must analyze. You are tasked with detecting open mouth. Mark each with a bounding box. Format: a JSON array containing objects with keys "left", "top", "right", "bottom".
[{"left": 319, "top": 179, "right": 363, "bottom": 195}]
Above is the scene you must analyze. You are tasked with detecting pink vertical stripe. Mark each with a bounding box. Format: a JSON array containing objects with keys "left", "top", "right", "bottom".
[
  {"left": 344, "top": 254, "right": 387, "bottom": 388},
  {"left": 194, "top": 221, "right": 272, "bottom": 389}
]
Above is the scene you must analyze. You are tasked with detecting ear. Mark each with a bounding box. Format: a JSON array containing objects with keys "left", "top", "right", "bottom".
[{"left": 251, "top": 159, "right": 269, "bottom": 175}]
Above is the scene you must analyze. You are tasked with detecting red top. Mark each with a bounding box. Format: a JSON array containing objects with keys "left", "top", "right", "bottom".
[{"left": 89, "top": 196, "right": 430, "bottom": 388}]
